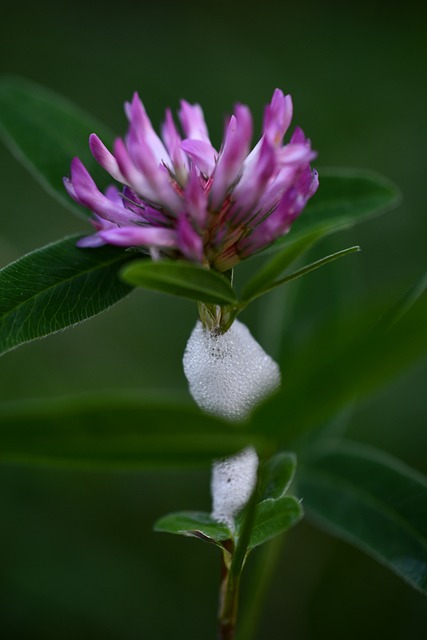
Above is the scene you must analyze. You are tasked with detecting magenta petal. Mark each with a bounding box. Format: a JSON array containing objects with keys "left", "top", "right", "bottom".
[
  {"left": 242, "top": 167, "right": 319, "bottom": 255},
  {"left": 99, "top": 226, "right": 177, "bottom": 248},
  {"left": 178, "top": 100, "right": 211, "bottom": 143},
  {"left": 70, "top": 158, "right": 137, "bottom": 225},
  {"left": 77, "top": 234, "right": 107, "bottom": 248},
  {"left": 105, "top": 185, "right": 123, "bottom": 205},
  {"left": 290, "top": 126, "right": 307, "bottom": 145},
  {"left": 232, "top": 136, "right": 276, "bottom": 214},
  {"left": 89, "top": 134, "right": 125, "bottom": 183},
  {"left": 177, "top": 215, "right": 204, "bottom": 262},
  {"left": 128, "top": 135, "right": 182, "bottom": 213},
  {"left": 113, "top": 138, "right": 166, "bottom": 205},
  {"left": 184, "top": 167, "right": 208, "bottom": 226},
  {"left": 63, "top": 176, "right": 79, "bottom": 203},
  {"left": 210, "top": 106, "right": 253, "bottom": 211},
  {"left": 278, "top": 143, "right": 317, "bottom": 166},
  {"left": 161, "top": 108, "right": 188, "bottom": 182},
  {"left": 125, "top": 93, "right": 171, "bottom": 168},
  {"left": 263, "top": 89, "right": 293, "bottom": 145},
  {"left": 181, "top": 139, "right": 217, "bottom": 175}
]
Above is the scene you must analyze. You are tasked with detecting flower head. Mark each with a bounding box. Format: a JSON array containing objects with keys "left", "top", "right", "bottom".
[{"left": 64, "top": 89, "right": 318, "bottom": 271}]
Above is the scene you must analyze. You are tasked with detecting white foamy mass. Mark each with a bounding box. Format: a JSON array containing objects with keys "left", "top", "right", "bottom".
[
  {"left": 183, "top": 319, "right": 281, "bottom": 421},
  {"left": 211, "top": 446, "right": 259, "bottom": 529}
]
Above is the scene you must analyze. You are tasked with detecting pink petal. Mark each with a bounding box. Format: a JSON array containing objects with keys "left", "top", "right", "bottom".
[
  {"left": 69, "top": 158, "right": 138, "bottom": 225},
  {"left": 278, "top": 143, "right": 317, "bottom": 166},
  {"left": 89, "top": 134, "right": 125, "bottom": 183},
  {"left": 177, "top": 215, "right": 204, "bottom": 262},
  {"left": 178, "top": 100, "right": 211, "bottom": 143},
  {"left": 113, "top": 138, "right": 155, "bottom": 199},
  {"left": 126, "top": 92, "right": 171, "bottom": 167},
  {"left": 184, "top": 167, "right": 208, "bottom": 226},
  {"left": 241, "top": 167, "right": 319, "bottom": 255},
  {"left": 77, "top": 234, "right": 107, "bottom": 248},
  {"left": 161, "top": 108, "right": 189, "bottom": 182},
  {"left": 263, "top": 89, "right": 293, "bottom": 146},
  {"left": 127, "top": 133, "right": 182, "bottom": 213},
  {"left": 105, "top": 185, "right": 123, "bottom": 205},
  {"left": 210, "top": 106, "right": 253, "bottom": 211},
  {"left": 231, "top": 136, "right": 276, "bottom": 214},
  {"left": 180, "top": 139, "right": 217, "bottom": 175},
  {"left": 99, "top": 226, "right": 177, "bottom": 248}
]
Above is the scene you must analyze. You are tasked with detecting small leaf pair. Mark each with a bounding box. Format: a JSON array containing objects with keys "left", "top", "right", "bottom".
[{"left": 154, "top": 452, "right": 303, "bottom": 554}]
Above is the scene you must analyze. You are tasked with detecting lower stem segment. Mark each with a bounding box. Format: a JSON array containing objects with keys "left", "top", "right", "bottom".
[{"left": 218, "top": 551, "right": 241, "bottom": 640}]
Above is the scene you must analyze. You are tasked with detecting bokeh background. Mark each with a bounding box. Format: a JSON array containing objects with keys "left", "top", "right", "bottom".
[{"left": 0, "top": 1, "right": 426, "bottom": 638}]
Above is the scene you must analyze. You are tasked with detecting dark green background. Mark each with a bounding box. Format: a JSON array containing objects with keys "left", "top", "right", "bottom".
[{"left": 0, "top": 1, "right": 426, "bottom": 638}]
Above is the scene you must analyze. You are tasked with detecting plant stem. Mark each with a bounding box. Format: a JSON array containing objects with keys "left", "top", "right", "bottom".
[
  {"left": 217, "top": 481, "right": 260, "bottom": 639},
  {"left": 218, "top": 555, "right": 241, "bottom": 640}
]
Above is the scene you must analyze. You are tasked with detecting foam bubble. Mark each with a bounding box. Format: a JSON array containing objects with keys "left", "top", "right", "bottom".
[
  {"left": 211, "top": 446, "right": 259, "bottom": 529},
  {"left": 183, "top": 319, "right": 281, "bottom": 421}
]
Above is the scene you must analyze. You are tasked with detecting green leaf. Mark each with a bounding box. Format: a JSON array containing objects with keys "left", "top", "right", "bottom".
[
  {"left": 241, "top": 168, "right": 399, "bottom": 302},
  {"left": 242, "top": 245, "right": 360, "bottom": 303},
  {"left": 378, "top": 270, "right": 427, "bottom": 330},
  {"left": 289, "top": 168, "right": 401, "bottom": 241},
  {"left": 259, "top": 452, "right": 297, "bottom": 501},
  {"left": 298, "top": 441, "right": 427, "bottom": 595},
  {"left": 154, "top": 511, "right": 231, "bottom": 546},
  {"left": 241, "top": 229, "right": 325, "bottom": 303},
  {"left": 0, "top": 75, "right": 114, "bottom": 217},
  {"left": 247, "top": 496, "right": 303, "bottom": 550},
  {"left": 252, "top": 276, "right": 427, "bottom": 442},
  {"left": 0, "top": 391, "right": 271, "bottom": 468},
  {"left": 121, "top": 259, "right": 238, "bottom": 305},
  {"left": 0, "top": 235, "right": 133, "bottom": 356}
]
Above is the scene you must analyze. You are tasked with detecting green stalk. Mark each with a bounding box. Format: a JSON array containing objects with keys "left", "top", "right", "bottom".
[
  {"left": 218, "top": 554, "right": 241, "bottom": 640},
  {"left": 217, "top": 480, "right": 260, "bottom": 639}
]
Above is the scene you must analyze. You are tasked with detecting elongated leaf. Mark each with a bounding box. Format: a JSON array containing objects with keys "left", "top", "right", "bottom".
[
  {"left": 0, "top": 391, "right": 271, "bottom": 468},
  {"left": 242, "top": 168, "right": 398, "bottom": 301},
  {"left": 378, "top": 270, "right": 427, "bottom": 330},
  {"left": 0, "top": 75, "right": 114, "bottom": 216},
  {"left": 252, "top": 277, "right": 427, "bottom": 441},
  {"left": 0, "top": 235, "right": 133, "bottom": 355},
  {"left": 288, "top": 168, "right": 400, "bottom": 241},
  {"left": 241, "top": 228, "right": 326, "bottom": 302},
  {"left": 247, "top": 496, "right": 303, "bottom": 550},
  {"left": 154, "top": 511, "right": 231, "bottom": 545},
  {"left": 242, "top": 245, "right": 360, "bottom": 303},
  {"left": 299, "top": 441, "right": 427, "bottom": 594},
  {"left": 121, "top": 259, "right": 237, "bottom": 305}
]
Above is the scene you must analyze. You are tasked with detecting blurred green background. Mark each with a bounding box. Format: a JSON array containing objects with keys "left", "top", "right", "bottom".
[{"left": 0, "top": 1, "right": 426, "bottom": 638}]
